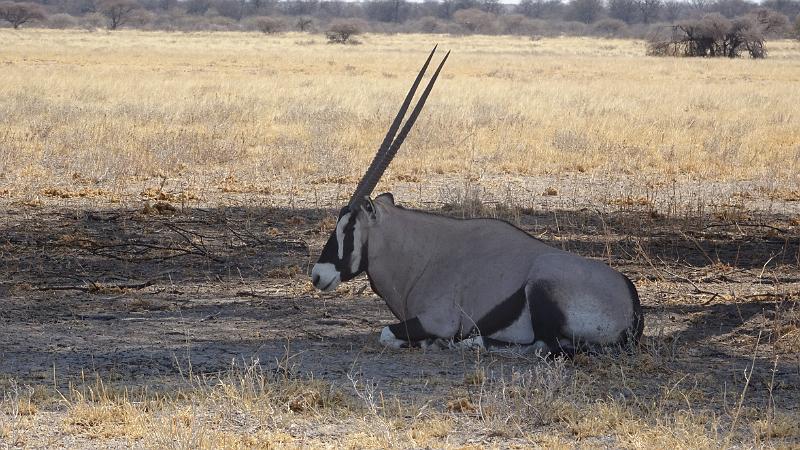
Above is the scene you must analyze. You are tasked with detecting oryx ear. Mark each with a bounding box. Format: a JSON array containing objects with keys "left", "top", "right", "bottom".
[
  {"left": 375, "top": 193, "right": 395, "bottom": 204},
  {"left": 360, "top": 197, "right": 377, "bottom": 220}
]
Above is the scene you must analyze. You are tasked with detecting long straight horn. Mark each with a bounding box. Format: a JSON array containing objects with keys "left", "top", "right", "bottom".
[
  {"left": 354, "top": 50, "right": 450, "bottom": 202},
  {"left": 348, "top": 46, "right": 442, "bottom": 208}
]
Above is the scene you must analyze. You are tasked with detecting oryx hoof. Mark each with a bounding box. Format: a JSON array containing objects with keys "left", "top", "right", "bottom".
[
  {"left": 455, "top": 336, "right": 486, "bottom": 351},
  {"left": 379, "top": 326, "right": 407, "bottom": 349}
]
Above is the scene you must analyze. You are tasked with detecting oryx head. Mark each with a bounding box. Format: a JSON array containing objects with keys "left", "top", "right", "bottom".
[{"left": 311, "top": 46, "right": 449, "bottom": 292}]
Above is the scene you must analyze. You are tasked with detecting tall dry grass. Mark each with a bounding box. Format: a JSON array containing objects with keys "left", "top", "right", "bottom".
[{"left": 1, "top": 30, "right": 799, "bottom": 197}]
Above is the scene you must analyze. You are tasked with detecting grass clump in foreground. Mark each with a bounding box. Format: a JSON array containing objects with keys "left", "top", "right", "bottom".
[{"left": 2, "top": 341, "right": 798, "bottom": 448}]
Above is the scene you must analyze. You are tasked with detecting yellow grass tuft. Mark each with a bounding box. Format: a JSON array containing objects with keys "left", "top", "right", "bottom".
[
  {"left": 753, "top": 410, "right": 800, "bottom": 440},
  {"left": 65, "top": 401, "right": 148, "bottom": 439}
]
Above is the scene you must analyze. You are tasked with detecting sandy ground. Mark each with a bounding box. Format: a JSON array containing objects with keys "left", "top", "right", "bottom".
[{"left": 1, "top": 173, "right": 799, "bottom": 446}]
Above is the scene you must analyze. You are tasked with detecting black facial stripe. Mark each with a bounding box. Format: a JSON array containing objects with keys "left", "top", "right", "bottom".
[
  {"left": 317, "top": 232, "right": 343, "bottom": 268},
  {"left": 315, "top": 207, "right": 369, "bottom": 283},
  {"left": 316, "top": 213, "right": 356, "bottom": 270}
]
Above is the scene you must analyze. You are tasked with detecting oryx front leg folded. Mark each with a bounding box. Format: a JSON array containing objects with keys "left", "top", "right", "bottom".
[
  {"left": 379, "top": 304, "right": 461, "bottom": 348},
  {"left": 379, "top": 317, "right": 434, "bottom": 348}
]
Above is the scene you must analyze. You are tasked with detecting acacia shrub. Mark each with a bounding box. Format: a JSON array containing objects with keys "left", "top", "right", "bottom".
[
  {"left": 326, "top": 19, "right": 365, "bottom": 43},
  {"left": 750, "top": 7, "right": 790, "bottom": 36},
  {"left": 251, "top": 15, "right": 286, "bottom": 33},
  {"left": 98, "top": 0, "right": 144, "bottom": 29},
  {"left": 647, "top": 12, "right": 768, "bottom": 58},
  {"left": 453, "top": 8, "right": 497, "bottom": 33},
  {"left": 592, "top": 17, "right": 629, "bottom": 36},
  {"left": 47, "top": 12, "right": 79, "bottom": 28},
  {"left": 296, "top": 16, "right": 313, "bottom": 31},
  {"left": 0, "top": 1, "right": 46, "bottom": 28},
  {"left": 795, "top": 15, "right": 800, "bottom": 40}
]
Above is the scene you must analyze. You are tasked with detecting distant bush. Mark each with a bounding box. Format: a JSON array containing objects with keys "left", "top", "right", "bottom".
[
  {"left": 2, "top": 0, "right": 793, "bottom": 40},
  {"left": 146, "top": 10, "right": 239, "bottom": 31},
  {"left": 80, "top": 12, "right": 107, "bottom": 30},
  {"left": 795, "top": 15, "right": 800, "bottom": 40},
  {"left": 411, "top": 15, "right": 443, "bottom": 33},
  {"left": 185, "top": 0, "right": 211, "bottom": 15},
  {"left": 47, "top": 13, "right": 79, "bottom": 29},
  {"left": 498, "top": 13, "right": 522, "bottom": 34},
  {"left": 326, "top": 19, "right": 365, "bottom": 44},
  {"left": 98, "top": 0, "right": 144, "bottom": 29},
  {"left": 296, "top": 16, "right": 313, "bottom": 32},
  {"left": 499, "top": 14, "right": 539, "bottom": 35},
  {"left": 648, "top": 13, "right": 767, "bottom": 58},
  {"left": 0, "top": 1, "right": 46, "bottom": 29},
  {"left": 750, "top": 7, "right": 790, "bottom": 37},
  {"left": 567, "top": 0, "right": 603, "bottom": 24},
  {"left": 251, "top": 15, "right": 285, "bottom": 33},
  {"left": 554, "top": 20, "right": 589, "bottom": 35},
  {"left": 593, "top": 18, "right": 628, "bottom": 36},
  {"left": 453, "top": 8, "right": 497, "bottom": 34}
]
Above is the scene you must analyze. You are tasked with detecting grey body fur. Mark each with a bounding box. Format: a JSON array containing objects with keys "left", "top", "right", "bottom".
[{"left": 315, "top": 194, "right": 642, "bottom": 352}]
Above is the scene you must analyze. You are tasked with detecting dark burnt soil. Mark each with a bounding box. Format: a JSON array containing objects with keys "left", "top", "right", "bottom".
[{"left": 1, "top": 175, "right": 799, "bottom": 424}]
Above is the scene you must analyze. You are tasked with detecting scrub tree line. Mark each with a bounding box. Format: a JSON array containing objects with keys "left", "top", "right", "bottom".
[{"left": 2, "top": 0, "right": 799, "bottom": 45}]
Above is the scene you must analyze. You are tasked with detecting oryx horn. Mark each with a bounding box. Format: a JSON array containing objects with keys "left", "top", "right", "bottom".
[{"left": 348, "top": 46, "right": 450, "bottom": 208}]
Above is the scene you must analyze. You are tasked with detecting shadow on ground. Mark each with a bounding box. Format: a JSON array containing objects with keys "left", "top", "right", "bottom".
[{"left": 0, "top": 202, "right": 798, "bottom": 407}]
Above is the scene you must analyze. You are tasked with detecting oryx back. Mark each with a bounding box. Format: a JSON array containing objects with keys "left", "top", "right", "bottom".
[{"left": 365, "top": 200, "right": 642, "bottom": 352}]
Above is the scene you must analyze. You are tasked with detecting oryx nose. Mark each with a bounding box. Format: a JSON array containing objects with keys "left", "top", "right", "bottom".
[{"left": 312, "top": 273, "right": 320, "bottom": 286}]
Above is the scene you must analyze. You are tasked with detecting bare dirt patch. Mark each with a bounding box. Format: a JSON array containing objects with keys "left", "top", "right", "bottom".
[{"left": 1, "top": 174, "right": 799, "bottom": 447}]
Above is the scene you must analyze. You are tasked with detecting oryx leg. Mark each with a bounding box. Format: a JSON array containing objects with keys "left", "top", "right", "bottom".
[
  {"left": 380, "top": 310, "right": 459, "bottom": 349},
  {"left": 454, "top": 285, "right": 531, "bottom": 351},
  {"left": 379, "top": 317, "right": 434, "bottom": 349}
]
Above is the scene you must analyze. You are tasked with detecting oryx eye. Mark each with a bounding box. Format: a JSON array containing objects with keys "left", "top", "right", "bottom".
[{"left": 364, "top": 201, "right": 374, "bottom": 213}]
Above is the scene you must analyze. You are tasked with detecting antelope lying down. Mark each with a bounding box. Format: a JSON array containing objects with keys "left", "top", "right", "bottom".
[{"left": 310, "top": 47, "right": 643, "bottom": 355}]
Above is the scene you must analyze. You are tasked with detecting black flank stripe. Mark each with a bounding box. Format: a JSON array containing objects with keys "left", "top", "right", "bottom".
[
  {"left": 389, "top": 317, "right": 432, "bottom": 342},
  {"left": 470, "top": 285, "right": 527, "bottom": 339},
  {"left": 528, "top": 280, "right": 567, "bottom": 352}
]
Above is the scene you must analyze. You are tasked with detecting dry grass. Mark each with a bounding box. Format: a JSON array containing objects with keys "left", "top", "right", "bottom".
[
  {"left": 3, "top": 349, "right": 798, "bottom": 448},
  {"left": 1, "top": 30, "right": 799, "bottom": 201},
  {"left": 1, "top": 29, "right": 799, "bottom": 448}
]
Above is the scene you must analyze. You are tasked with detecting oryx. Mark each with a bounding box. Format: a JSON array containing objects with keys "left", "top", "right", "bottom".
[{"left": 310, "top": 47, "right": 643, "bottom": 355}]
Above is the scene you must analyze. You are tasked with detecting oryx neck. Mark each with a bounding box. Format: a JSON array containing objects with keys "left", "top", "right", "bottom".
[{"left": 365, "top": 205, "right": 442, "bottom": 318}]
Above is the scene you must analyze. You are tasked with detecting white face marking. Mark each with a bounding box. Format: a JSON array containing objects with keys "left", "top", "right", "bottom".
[
  {"left": 335, "top": 212, "right": 351, "bottom": 260},
  {"left": 311, "top": 262, "right": 341, "bottom": 291},
  {"left": 350, "top": 222, "right": 362, "bottom": 274}
]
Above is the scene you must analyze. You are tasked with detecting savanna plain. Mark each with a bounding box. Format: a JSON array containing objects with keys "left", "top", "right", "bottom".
[{"left": 1, "top": 29, "right": 800, "bottom": 448}]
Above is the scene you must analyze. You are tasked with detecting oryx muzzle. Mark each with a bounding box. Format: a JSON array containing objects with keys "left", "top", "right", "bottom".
[{"left": 311, "top": 47, "right": 643, "bottom": 355}]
